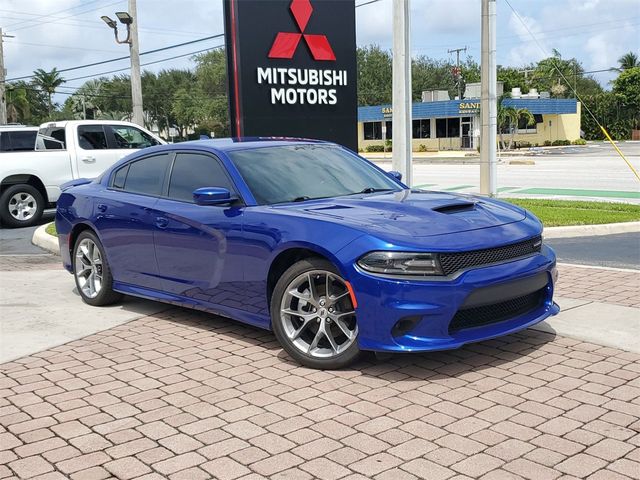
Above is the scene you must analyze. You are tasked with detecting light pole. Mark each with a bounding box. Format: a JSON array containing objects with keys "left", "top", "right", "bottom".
[{"left": 101, "top": 0, "right": 143, "bottom": 126}]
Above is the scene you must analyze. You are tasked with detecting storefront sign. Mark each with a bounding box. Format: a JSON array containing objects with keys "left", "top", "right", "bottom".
[
  {"left": 223, "top": 0, "right": 357, "bottom": 150},
  {"left": 459, "top": 102, "right": 480, "bottom": 114}
]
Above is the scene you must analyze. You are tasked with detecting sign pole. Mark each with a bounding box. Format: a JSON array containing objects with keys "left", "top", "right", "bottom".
[
  {"left": 480, "top": 0, "right": 497, "bottom": 196},
  {"left": 392, "top": 0, "right": 412, "bottom": 186}
]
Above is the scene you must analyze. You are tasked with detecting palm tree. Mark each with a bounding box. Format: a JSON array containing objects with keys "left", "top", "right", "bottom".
[
  {"left": 615, "top": 52, "right": 639, "bottom": 72},
  {"left": 5, "top": 85, "right": 31, "bottom": 123},
  {"left": 497, "top": 96, "right": 535, "bottom": 150},
  {"left": 32, "top": 68, "right": 65, "bottom": 117}
]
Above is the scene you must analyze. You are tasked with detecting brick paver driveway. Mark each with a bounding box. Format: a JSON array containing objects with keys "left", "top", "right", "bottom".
[{"left": 1, "top": 263, "right": 639, "bottom": 479}]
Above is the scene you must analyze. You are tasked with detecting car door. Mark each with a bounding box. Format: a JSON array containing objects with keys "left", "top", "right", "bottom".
[
  {"left": 153, "top": 152, "right": 245, "bottom": 309},
  {"left": 105, "top": 124, "right": 161, "bottom": 163},
  {"left": 75, "top": 125, "right": 119, "bottom": 178},
  {"left": 93, "top": 153, "right": 172, "bottom": 291}
]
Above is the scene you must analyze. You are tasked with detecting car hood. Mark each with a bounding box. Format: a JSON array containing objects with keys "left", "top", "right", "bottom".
[{"left": 275, "top": 190, "right": 527, "bottom": 239}]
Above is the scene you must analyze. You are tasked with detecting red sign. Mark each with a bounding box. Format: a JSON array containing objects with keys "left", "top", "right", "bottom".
[{"left": 268, "top": 0, "right": 336, "bottom": 61}]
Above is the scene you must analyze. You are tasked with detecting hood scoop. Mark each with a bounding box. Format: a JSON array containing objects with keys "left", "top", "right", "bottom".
[{"left": 432, "top": 202, "right": 477, "bottom": 214}]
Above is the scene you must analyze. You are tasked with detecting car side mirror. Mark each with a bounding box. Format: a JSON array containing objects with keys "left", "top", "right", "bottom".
[
  {"left": 388, "top": 170, "right": 402, "bottom": 182},
  {"left": 193, "top": 187, "right": 237, "bottom": 206}
]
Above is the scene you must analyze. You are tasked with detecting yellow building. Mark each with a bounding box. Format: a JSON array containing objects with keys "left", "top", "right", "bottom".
[{"left": 357, "top": 97, "right": 581, "bottom": 152}]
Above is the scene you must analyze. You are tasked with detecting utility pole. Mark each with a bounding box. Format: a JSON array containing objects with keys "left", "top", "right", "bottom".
[
  {"left": 0, "top": 29, "right": 15, "bottom": 125},
  {"left": 448, "top": 46, "right": 467, "bottom": 99},
  {"left": 480, "top": 0, "right": 497, "bottom": 196},
  {"left": 518, "top": 68, "right": 535, "bottom": 89},
  {"left": 392, "top": 0, "right": 412, "bottom": 186},
  {"left": 101, "top": 0, "right": 143, "bottom": 127},
  {"left": 128, "top": 0, "right": 143, "bottom": 127}
]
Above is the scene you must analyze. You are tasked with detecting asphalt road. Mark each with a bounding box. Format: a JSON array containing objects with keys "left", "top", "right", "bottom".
[
  {"left": 546, "top": 233, "right": 640, "bottom": 270},
  {"left": 0, "top": 210, "right": 55, "bottom": 255}
]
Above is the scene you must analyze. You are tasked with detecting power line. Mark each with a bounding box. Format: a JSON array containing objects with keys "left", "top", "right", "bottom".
[
  {"left": 6, "top": 0, "right": 126, "bottom": 31},
  {"left": 2, "top": 34, "right": 225, "bottom": 83},
  {"left": 356, "top": 0, "right": 386, "bottom": 7}
]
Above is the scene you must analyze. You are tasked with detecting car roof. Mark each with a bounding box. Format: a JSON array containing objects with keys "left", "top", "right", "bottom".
[
  {"left": 39, "top": 120, "right": 143, "bottom": 128},
  {"left": 0, "top": 126, "right": 38, "bottom": 132},
  {"left": 161, "top": 137, "right": 332, "bottom": 154}
]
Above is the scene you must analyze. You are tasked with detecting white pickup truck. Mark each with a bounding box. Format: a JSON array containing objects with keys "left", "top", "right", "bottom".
[{"left": 0, "top": 120, "right": 164, "bottom": 227}]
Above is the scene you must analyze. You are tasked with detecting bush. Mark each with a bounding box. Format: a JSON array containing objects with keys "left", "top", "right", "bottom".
[
  {"left": 572, "top": 138, "right": 587, "bottom": 145},
  {"left": 514, "top": 141, "right": 532, "bottom": 149},
  {"left": 418, "top": 144, "right": 427, "bottom": 152},
  {"left": 544, "top": 140, "right": 552, "bottom": 146},
  {"left": 365, "top": 144, "right": 385, "bottom": 152},
  {"left": 551, "top": 139, "right": 571, "bottom": 146}
]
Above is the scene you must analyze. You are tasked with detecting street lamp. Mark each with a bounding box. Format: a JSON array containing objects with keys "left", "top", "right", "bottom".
[{"left": 101, "top": 0, "right": 143, "bottom": 126}]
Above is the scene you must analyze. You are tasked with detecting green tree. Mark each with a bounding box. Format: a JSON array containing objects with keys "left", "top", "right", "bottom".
[
  {"left": 5, "top": 85, "right": 31, "bottom": 123},
  {"left": 615, "top": 52, "right": 639, "bottom": 72},
  {"left": 32, "top": 68, "right": 65, "bottom": 117},
  {"left": 357, "top": 45, "right": 392, "bottom": 105},
  {"left": 497, "top": 96, "right": 535, "bottom": 149}
]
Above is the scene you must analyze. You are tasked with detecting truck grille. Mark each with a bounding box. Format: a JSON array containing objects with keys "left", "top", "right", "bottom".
[
  {"left": 448, "top": 287, "right": 546, "bottom": 334},
  {"left": 439, "top": 236, "right": 542, "bottom": 276}
]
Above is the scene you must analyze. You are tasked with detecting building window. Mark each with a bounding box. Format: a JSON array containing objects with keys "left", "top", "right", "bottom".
[
  {"left": 436, "top": 119, "right": 447, "bottom": 138},
  {"left": 517, "top": 116, "right": 537, "bottom": 134},
  {"left": 447, "top": 118, "right": 460, "bottom": 138},
  {"left": 385, "top": 121, "right": 392, "bottom": 140},
  {"left": 435, "top": 118, "right": 461, "bottom": 138},
  {"left": 412, "top": 119, "right": 430, "bottom": 139},
  {"left": 364, "top": 122, "right": 382, "bottom": 140}
]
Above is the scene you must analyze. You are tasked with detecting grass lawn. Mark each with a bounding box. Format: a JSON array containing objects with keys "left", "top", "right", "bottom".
[
  {"left": 45, "top": 223, "right": 57, "bottom": 236},
  {"left": 503, "top": 198, "right": 640, "bottom": 227}
]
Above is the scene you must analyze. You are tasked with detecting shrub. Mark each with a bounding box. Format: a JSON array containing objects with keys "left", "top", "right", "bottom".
[
  {"left": 551, "top": 139, "right": 571, "bottom": 146},
  {"left": 418, "top": 144, "right": 427, "bottom": 152},
  {"left": 572, "top": 138, "right": 587, "bottom": 145},
  {"left": 544, "top": 140, "right": 552, "bottom": 146},
  {"left": 514, "top": 141, "right": 532, "bottom": 149},
  {"left": 365, "top": 144, "right": 385, "bottom": 152}
]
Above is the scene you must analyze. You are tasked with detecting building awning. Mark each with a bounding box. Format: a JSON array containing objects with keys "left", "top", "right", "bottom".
[{"left": 358, "top": 98, "right": 578, "bottom": 122}]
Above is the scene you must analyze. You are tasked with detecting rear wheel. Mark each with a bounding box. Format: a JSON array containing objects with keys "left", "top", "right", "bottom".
[
  {"left": 0, "top": 184, "right": 44, "bottom": 228},
  {"left": 73, "top": 230, "right": 122, "bottom": 306},
  {"left": 271, "top": 258, "right": 360, "bottom": 369}
]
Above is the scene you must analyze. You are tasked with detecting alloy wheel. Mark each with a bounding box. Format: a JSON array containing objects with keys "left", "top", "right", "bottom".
[
  {"left": 280, "top": 270, "right": 357, "bottom": 358},
  {"left": 8, "top": 192, "right": 37, "bottom": 221},
  {"left": 75, "top": 238, "right": 104, "bottom": 299}
]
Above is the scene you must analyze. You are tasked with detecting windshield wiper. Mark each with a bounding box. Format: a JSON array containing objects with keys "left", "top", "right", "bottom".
[
  {"left": 359, "top": 187, "right": 394, "bottom": 194},
  {"left": 291, "top": 196, "right": 311, "bottom": 202}
]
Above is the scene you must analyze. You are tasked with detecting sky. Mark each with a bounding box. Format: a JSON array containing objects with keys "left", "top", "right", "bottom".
[{"left": 2, "top": 0, "right": 639, "bottom": 103}]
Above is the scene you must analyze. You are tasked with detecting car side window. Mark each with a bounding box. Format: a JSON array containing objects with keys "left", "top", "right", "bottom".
[
  {"left": 78, "top": 125, "right": 108, "bottom": 150},
  {"left": 111, "top": 165, "right": 129, "bottom": 190},
  {"left": 168, "top": 153, "right": 235, "bottom": 203},
  {"left": 108, "top": 125, "right": 160, "bottom": 149},
  {"left": 119, "top": 154, "right": 171, "bottom": 196}
]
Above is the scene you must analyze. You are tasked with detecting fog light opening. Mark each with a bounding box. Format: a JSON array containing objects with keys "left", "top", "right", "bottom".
[{"left": 392, "top": 316, "right": 421, "bottom": 338}]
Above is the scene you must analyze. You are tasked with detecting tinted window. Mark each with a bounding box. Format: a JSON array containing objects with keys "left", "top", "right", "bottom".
[
  {"left": 78, "top": 125, "right": 107, "bottom": 150},
  {"left": 0, "top": 131, "right": 37, "bottom": 151},
  {"left": 230, "top": 145, "right": 400, "bottom": 205},
  {"left": 123, "top": 154, "right": 171, "bottom": 196},
  {"left": 39, "top": 127, "right": 66, "bottom": 147},
  {"left": 112, "top": 165, "right": 129, "bottom": 190},
  {"left": 168, "top": 153, "right": 234, "bottom": 203},
  {"left": 108, "top": 125, "right": 159, "bottom": 149}
]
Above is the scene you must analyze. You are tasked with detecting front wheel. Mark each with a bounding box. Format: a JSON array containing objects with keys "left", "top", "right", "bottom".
[
  {"left": 271, "top": 258, "right": 360, "bottom": 369},
  {"left": 0, "top": 184, "right": 44, "bottom": 228},
  {"left": 73, "top": 230, "right": 122, "bottom": 306}
]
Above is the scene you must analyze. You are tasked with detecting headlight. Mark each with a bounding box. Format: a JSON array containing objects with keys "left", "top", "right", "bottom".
[{"left": 357, "top": 251, "right": 444, "bottom": 276}]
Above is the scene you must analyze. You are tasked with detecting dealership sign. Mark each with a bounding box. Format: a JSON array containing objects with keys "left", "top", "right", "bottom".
[{"left": 223, "top": 0, "right": 357, "bottom": 150}]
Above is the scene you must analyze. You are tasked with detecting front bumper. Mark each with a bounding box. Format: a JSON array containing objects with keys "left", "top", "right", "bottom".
[{"left": 347, "top": 245, "right": 559, "bottom": 352}]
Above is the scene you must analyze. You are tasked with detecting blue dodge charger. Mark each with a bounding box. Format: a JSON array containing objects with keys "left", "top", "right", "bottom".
[{"left": 56, "top": 138, "right": 559, "bottom": 369}]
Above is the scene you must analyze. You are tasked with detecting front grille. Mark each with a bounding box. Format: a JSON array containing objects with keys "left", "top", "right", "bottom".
[
  {"left": 439, "top": 236, "right": 542, "bottom": 276},
  {"left": 449, "top": 287, "right": 546, "bottom": 334}
]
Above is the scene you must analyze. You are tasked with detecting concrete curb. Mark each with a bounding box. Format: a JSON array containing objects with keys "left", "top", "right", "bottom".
[
  {"left": 32, "top": 223, "right": 60, "bottom": 255},
  {"left": 544, "top": 221, "right": 640, "bottom": 239}
]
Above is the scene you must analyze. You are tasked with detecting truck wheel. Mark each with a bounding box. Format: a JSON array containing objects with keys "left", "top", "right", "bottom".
[{"left": 0, "top": 184, "right": 45, "bottom": 228}]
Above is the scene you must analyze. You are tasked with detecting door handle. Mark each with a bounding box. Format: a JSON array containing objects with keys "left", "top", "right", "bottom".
[
  {"left": 81, "top": 156, "right": 96, "bottom": 163},
  {"left": 97, "top": 204, "right": 107, "bottom": 212},
  {"left": 155, "top": 217, "right": 169, "bottom": 228}
]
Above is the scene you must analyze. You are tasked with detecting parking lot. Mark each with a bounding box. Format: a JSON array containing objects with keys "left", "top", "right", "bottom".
[{"left": 1, "top": 248, "right": 639, "bottom": 479}]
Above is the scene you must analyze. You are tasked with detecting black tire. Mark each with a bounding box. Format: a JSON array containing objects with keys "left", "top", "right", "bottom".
[
  {"left": 0, "top": 184, "right": 44, "bottom": 228},
  {"left": 271, "top": 257, "right": 361, "bottom": 369},
  {"left": 72, "top": 230, "right": 123, "bottom": 306}
]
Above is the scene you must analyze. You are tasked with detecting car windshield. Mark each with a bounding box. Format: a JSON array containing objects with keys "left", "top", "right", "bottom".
[{"left": 229, "top": 145, "right": 402, "bottom": 205}]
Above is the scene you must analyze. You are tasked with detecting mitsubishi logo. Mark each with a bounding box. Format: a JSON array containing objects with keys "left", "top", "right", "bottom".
[{"left": 268, "top": 0, "right": 336, "bottom": 61}]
